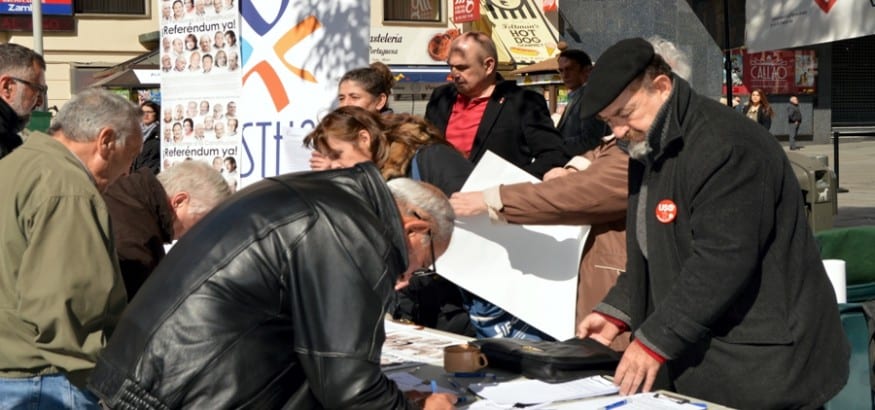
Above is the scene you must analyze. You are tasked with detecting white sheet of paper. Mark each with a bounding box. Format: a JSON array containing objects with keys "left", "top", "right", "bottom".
[
  {"left": 439, "top": 151, "right": 589, "bottom": 340},
  {"left": 468, "top": 376, "right": 617, "bottom": 405}
]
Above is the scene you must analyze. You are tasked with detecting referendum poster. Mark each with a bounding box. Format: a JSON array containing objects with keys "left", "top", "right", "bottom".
[
  {"left": 239, "top": 1, "right": 368, "bottom": 185},
  {"left": 746, "top": 0, "right": 875, "bottom": 52},
  {"left": 160, "top": 0, "right": 243, "bottom": 191}
]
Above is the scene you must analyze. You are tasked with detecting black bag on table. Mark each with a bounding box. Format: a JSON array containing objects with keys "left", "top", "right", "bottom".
[{"left": 470, "top": 337, "right": 620, "bottom": 383}]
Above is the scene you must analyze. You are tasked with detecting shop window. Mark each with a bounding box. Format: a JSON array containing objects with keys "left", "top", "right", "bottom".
[
  {"left": 383, "top": 0, "right": 443, "bottom": 23},
  {"left": 75, "top": 0, "right": 148, "bottom": 16}
]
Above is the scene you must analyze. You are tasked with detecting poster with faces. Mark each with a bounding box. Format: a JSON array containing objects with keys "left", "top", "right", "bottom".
[{"left": 159, "top": 0, "right": 242, "bottom": 191}]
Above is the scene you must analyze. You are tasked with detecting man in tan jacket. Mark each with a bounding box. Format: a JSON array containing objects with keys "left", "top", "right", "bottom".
[{"left": 450, "top": 135, "right": 628, "bottom": 345}]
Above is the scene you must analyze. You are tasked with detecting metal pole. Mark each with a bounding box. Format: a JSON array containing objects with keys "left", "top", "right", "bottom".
[
  {"left": 32, "top": 0, "right": 47, "bottom": 110},
  {"left": 723, "top": 0, "right": 732, "bottom": 106}
]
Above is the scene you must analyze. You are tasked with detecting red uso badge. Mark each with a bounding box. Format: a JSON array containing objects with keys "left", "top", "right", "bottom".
[{"left": 655, "top": 199, "right": 678, "bottom": 223}]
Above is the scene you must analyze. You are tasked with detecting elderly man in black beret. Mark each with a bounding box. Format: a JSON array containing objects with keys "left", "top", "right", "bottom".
[{"left": 576, "top": 38, "right": 848, "bottom": 408}]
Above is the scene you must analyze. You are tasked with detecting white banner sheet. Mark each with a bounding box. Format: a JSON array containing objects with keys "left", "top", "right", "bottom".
[
  {"left": 746, "top": 0, "right": 875, "bottom": 52},
  {"left": 438, "top": 151, "right": 588, "bottom": 340}
]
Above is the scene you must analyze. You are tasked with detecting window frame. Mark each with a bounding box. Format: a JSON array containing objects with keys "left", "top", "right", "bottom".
[
  {"left": 382, "top": 0, "right": 447, "bottom": 26},
  {"left": 74, "top": 0, "right": 151, "bottom": 18}
]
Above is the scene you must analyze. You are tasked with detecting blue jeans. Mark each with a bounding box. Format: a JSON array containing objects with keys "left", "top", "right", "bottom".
[
  {"left": 462, "top": 291, "right": 555, "bottom": 341},
  {"left": 0, "top": 374, "right": 101, "bottom": 410}
]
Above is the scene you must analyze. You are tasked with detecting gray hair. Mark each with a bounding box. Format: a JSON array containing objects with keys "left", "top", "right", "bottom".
[
  {"left": 157, "top": 160, "right": 232, "bottom": 217},
  {"left": 387, "top": 178, "right": 455, "bottom": 247},
  {"left": 0, "top": 43, "right": 46, "bottom": 76},
  {"left": 48, "top": 88, "right": 141, "bottom": 147},
  {"left": 647, "top": 36, "right": 692, "bottom": 81}
]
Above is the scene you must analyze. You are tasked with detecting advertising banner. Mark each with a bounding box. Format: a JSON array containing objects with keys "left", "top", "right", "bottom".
[
  {"left": 483, "top": 0, "right": 559, "bottom": 64},
  {"left": 160, "top": 0, "right": 243, "bottom": 191},
  {"left": 0, "top": 0, "right": 72, "bottom": 16},
  {"left": 724, "top": 48, "right": 818, "bottom": 96},
  {"left": 746, "top": 0, "right": 875, "bottom": 52},
  {"left": 240, "top": 1, "right": 368, "bottom": 185}
]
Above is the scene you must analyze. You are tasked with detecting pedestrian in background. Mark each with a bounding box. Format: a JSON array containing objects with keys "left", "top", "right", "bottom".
[
  {"left": 743, "top": 88, "right": 773, "bottom": 131},
  {"left": 787, "top": 95, "right": 803, "bottom": 150}
]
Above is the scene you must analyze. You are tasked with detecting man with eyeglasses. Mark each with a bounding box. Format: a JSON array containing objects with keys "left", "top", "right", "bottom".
[
  {"left": 0, "top": 43, "right": 46, "bottom": 160},
  {"left": 89, "top": 168, "right": 458, "bottom": 409},
  {"left": 575, "top": 38, "right": 848, "bottom": 408}
]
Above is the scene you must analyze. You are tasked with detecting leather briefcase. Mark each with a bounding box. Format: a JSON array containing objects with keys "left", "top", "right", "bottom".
[{"left": 470, "top": 337, "right": 620, "bottom": 383}]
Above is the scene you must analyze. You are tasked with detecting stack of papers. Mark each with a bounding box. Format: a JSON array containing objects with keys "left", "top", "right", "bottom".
[{"left": 468, "top": 376, "right": 618, "bottom": 406}]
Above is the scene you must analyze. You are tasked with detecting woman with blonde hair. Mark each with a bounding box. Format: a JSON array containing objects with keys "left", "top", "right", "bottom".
[
  {"left": 305, "top": 106, "right": 473, "bottom": 335},
  {"left": 743, "top": 88, "right": 774, "bottom": 131},
  {"left": 304, "top": 106, "right": 471, "bottom": 196}
]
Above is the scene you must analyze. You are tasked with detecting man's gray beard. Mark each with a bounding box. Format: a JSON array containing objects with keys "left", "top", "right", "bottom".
[{"left": 627, "top": 139, "right": 652, "bottom": 160}]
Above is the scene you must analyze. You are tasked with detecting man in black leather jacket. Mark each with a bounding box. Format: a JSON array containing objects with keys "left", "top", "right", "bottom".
[{"left": 88, "top": 163, "right": 458, "bottom": 409}]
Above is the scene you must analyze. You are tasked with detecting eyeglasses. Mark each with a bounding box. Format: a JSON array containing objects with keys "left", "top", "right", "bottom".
[
  {"left": 10, "top": 77, "right": 47, "bottom": 94},
  {"left": 410, "top": 210, "right": 438, "bottom": 279},
  {"left": 142, "top": 109, "right": 156, "bottom": 115}
]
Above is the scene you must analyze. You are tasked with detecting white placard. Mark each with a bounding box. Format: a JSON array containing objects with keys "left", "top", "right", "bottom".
[
  {"left": 438, "top": 151, "right": 588, "bottom": 340},
  {"left": 823, "top": 259, "right": 847, "bottom": 304}
]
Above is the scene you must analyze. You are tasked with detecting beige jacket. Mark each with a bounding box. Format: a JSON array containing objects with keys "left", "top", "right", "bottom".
[{"left": 484, "top": 137, "right": 628, "bottom": 340}]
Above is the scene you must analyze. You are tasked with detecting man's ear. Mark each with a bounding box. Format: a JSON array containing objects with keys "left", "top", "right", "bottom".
[
  {"left": 652, "top": 74, "right": 673, "bottom": 97},
  {"left": 170, "top": 191, "right": 190, "bottom": 209},
  {"left": 0, "top": 75, "right": 14, "bottom": 99},
  {"left": 483, "top": 56, "right": 497, "bottom": 75},
  {"left": 401, "top": 215, "right": 430, "bottom": 239},
  {"left": 96, "top": 128, "right": 117, "bottom": 159}
]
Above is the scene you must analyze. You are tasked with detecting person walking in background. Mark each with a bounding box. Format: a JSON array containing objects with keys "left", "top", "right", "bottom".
[
  {"left": 743, "top": 88, "right": 773, "bottom": 131},
  {"left": 0, "top": 43, "right": 46, "bottom": 159},
  {"left": 103, "top": 160, "right": 232, "bottom": 299},
  {"left": 556, "top": 48, "right": 609, "bottom": 155},
  {"left": 732, "top": 96, "right": 743, "bottom": 113},
  {"left": 0, "top": 88, "right": 143, "bottom": 409},
  {"left": 787, "top": 95, "right": 803, "bottom": 150},
  {"left": 131, "top": 101, "right": 162, "bottom": 174}
]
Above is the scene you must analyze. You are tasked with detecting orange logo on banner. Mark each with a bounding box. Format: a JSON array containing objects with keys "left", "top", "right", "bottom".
[
  {"left": 655, "top": 199, "right": 678, "bottom": 224},
  {"left": 814, "top": 0, "right": 837, "bottom": 13}
]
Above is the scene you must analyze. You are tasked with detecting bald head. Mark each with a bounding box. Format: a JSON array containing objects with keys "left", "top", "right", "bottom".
[
  {"left": 447, "top": 32, "right": 498, "bottom": 98},
  {"left": 449, "top": 32, "right": 498, "bottom": 63}
]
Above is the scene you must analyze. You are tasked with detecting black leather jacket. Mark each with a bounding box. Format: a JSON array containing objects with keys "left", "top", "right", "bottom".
[{"left": 89, "top": 163, "right": 416, "bottom": 409}]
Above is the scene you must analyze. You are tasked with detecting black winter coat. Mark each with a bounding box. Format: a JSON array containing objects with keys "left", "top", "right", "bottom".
[
  {"left": 425, "top": 76, "right": 569, "bottom": 178},
  {"left": 597, "top": 77, "right": 848, "bottom": 409}
]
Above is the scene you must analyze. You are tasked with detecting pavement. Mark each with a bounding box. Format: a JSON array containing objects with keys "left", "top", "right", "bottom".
[{"left": 782, "top": 136, "right": 875, "bottom": 228}]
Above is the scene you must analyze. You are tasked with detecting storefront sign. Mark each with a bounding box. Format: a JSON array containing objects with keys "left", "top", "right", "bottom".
[
  {"left": 371, "top": 1, "right": 457, "bottom": 65},
  {"left": 483, "top": 0, "right": 559, "bottom": 63},
  {"left": 453, "top": 0, "right": 479, "bottom": 23},
  {"left": 0, "top": 0, "right": 73, "bottom": 16}
]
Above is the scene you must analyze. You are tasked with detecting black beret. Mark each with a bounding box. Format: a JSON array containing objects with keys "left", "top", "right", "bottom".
[{"left": 580, "top": 38, "right": 655, "bottom": 119}]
